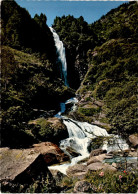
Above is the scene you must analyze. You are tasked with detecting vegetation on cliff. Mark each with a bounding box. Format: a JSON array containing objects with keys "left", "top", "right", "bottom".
[
  {"left": 75, "top": 1, "right": 138, "bottom": 137},
  {"left": 1, "top": 0, "right": 74, "bottom": 148}
]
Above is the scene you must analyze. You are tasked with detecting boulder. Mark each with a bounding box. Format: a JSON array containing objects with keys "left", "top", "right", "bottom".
[
  {"left": 66, "top": 164, "right": 87, "bottom": 179},
  {"left": 0, "top": 147, "right": 55, "bottom": 192},
  {"left": 103, "top": 163, "right": 117, "bottom": 172},
  {"left": 89, "top": 149, "right": 107, "bottom": 158},
  {"left": 33, "top": 142, "right": 70, "bottom": 165},
  {"left": 129, "top": 134, "right": 138, "bottom": 147},
  {"left": 87, "top": 162, "right": 117, "bottom": 172},
  {"left": 87, "top": 162, "right": 104, "bottom": 171},
  {"left": 74, "top": 180, "right": 92, "bottom": 193},
  {"left": 87, "top": 154, "right": 107, "bottom": 165},
  {"left": 29, "top": 117, "right": 68, "bottom": 144}
]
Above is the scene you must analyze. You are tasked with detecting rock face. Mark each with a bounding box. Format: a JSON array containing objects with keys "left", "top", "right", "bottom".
[
  {"left": 33, "top": 142, "right": 70, "bottom": 165},
  {"left": 74, "top": 180, "right": 92, "bottom": 193},
  {"left": 0, "top": 147, "right": 55, "bottom": 192},
  {"left": 129, "top": 134, "right": 138, "bottom": 147}
]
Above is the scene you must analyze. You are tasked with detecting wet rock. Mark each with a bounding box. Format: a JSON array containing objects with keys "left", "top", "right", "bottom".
[
  {"left": 66, "top": 146, "right": 81, "bottom": 157},
  {"left": 129, "top": 134, "right": 138, "bottom": 147},
  {"left": 33, "top": 142, "right": 70, "bottom": 165},
  {"left": 89, "top": 149, "right": 107, "bottom": 158},
  {"left": 74, "top": 180, "right": 92, "bottom": 193}
]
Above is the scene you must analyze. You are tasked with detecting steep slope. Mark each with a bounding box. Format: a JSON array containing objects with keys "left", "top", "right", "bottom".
[
  {"left": 1, "top": 0, "right": 74, "bottom": 148},
  {"left": 1, "top": 0, "right": 56, "bottom": 64},
  {"left": 73, "top": 1, "right": 138, "bottom": 137}
]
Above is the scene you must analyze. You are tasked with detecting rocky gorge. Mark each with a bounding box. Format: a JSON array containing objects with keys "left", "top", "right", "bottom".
[{"left": 1, "top": 0, "right": 138, "bottom": 193}]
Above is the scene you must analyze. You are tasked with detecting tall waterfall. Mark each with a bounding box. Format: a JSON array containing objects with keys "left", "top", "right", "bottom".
[
  {"left": 48, "top": 97, "right": 129, "bottom": 174},
  {"left": 49, "top": 27, "right": 68, "bottom": 86}
]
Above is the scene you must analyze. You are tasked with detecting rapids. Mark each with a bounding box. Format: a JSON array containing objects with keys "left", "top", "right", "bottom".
[{"left": 48, "top": 98, "right": 129, "bottom": 174}]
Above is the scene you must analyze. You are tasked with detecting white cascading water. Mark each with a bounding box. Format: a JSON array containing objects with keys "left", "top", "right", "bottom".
[
  {"left": 49, "top": 27, "right": 68, "bottom": 86},
  {"left": 48, "top": 98, "right": 129, "bottom": 174}
]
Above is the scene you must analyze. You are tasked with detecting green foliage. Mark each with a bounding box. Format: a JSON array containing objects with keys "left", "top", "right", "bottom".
[
  {"left": 76, "top": 2, "right": 138, "bottom": 136},
  {"left": 1, "top": 0, "right": 57, "bottom": 64},
  {"left": 1, "top": 173, "right": 58, "bottom": 193},
  {"left": 85, "top": 170, "right": 138, "bottom": 193},
  {"left": 1, "top": 106, "right": 35, "bottom": 148},
  {"left": 91, "top": 2, "right": 138, "bottom": 45},
  {"left": 30, "top": 117, "right": 68, "bottom": 144},
  {"left": 87, "top": 136, "right": 105, "bottom": 152},
  {"left": 78, "top": 107, "right": 101, "bottom": 116},
  {"left": 80, "top": 38, "right": 137, "bottom": 136},
  {"left": 60, "top": 176, "right": 78, "bottom": 192},
  {"left": 1, "top": 46, "right": 74, "bottom": 148},
  {"left": 31, "top": 118, "right": 54, "bottom": 142},
  {"left": 24, "top": 174, "right": 58, "bottom": 193}
]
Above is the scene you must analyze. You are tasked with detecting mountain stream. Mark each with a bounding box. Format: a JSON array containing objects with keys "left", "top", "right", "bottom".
[
  {"left": 48, "top": 28, "right": 129, "bottom": 174},
  {"left": 48, "top": 98, "right": 129, "bottom": 174}
]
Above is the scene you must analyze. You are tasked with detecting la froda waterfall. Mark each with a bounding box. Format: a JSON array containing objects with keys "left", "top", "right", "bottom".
[{"left": 49, "top": 28, "right": 129, "bottom": 174}]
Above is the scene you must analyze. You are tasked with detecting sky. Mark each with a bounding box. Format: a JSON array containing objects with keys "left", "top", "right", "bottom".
[{"left": 16, "top": 0, "right": 129, "bottom": 27}]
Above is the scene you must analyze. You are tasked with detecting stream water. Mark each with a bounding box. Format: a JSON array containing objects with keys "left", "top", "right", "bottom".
[
  {"left": 48, "top": 28, "right": 129, "bottom": 175},
  {"left": 48, "top": 98, "right": 129, "bottom": 174}
]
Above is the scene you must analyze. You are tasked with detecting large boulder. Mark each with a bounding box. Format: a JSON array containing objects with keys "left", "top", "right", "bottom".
[
  {"left": 29, "top": 117, "right": 68, "bottom": 144},
  {"left": 87, "top": 162, "right": 117, "bottom": 172},
  {"left": 129, "top": 134, "right": 138, "bottom": 147},
  {"left": 0, "top": 147, "right": 55, "bottom": 192},
  {"left": 33, "top": 142, "right": 70, "bottom": 165}
]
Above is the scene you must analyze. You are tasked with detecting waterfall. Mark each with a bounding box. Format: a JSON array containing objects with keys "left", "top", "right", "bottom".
[
  {"left": 49, "top": 27, "right": 68, "bottom": 86},
  {"left": 48, "top": 97, "right": 129, "bottom": 174}
]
